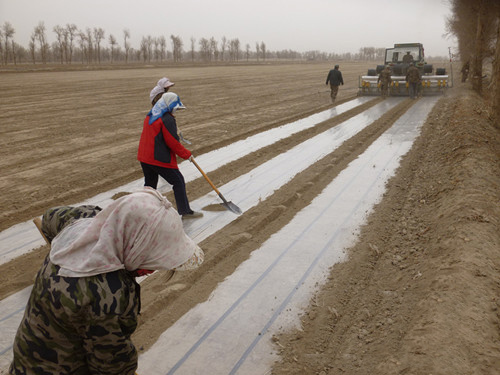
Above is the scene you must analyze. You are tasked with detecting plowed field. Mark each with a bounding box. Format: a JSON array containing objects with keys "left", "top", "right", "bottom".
[{"left": 1, "top": 62, "right": 498, "bottom": 374}]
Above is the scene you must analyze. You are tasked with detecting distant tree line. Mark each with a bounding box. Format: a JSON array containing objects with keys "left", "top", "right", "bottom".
[
  {"left": 0, "top": 21, "right": 420, "bottom": 66},
  {"left": 446, "top": 0, "right": 500, "bottom": 122}
]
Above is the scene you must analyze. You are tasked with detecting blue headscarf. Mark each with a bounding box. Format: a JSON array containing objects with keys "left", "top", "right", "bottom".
[{"left": 148, "top": 92, "right": 186, "bottom": 125}]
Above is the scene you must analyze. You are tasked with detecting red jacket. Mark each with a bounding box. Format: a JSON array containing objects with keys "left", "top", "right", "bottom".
[{"left": 137, "top": 112, "right": 191, "bottom": 169}]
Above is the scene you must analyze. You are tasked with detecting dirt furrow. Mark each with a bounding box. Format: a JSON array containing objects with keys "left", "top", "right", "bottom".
[{"left": 128, "top": 98, "right": 418, "bottom": 352}]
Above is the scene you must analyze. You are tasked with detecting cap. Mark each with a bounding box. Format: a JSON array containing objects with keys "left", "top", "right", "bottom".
[{"left": 150, "top": 77, "right": 176, "bottom": 103}]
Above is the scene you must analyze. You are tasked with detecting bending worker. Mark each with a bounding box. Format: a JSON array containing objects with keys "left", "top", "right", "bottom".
[{"left": 9, "top": 188, "right": 204, "bottom": 374}]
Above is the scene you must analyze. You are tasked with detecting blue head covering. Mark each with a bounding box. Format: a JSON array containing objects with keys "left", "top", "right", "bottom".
[{"left": 148, "top": 92, "right": 186, "bottom": 125}]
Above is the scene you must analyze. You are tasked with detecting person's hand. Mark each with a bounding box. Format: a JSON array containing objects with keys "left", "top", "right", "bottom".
[{"left": 189, "top": 155, "right": 193, "bottom": 161}]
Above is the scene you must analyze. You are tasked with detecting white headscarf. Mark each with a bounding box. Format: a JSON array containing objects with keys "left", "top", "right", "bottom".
[
  {"left": 149, "top": 77, "right": 175, "bottom": 103},
  {"left": 148, "top": 92, "right": 186, "bottom": 124},
  {"left": 49, "top": 187, "right": 200, "bottom": 277}
]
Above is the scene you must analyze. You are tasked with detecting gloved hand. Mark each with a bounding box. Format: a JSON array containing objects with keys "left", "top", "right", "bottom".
[{"left": 189, "top": 155, "right": 193, "bottom": 161}]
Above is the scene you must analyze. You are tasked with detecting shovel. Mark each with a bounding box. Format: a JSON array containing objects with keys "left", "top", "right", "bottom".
[{"left": 189, "top": 156, "right": 242, "bottom": 215}]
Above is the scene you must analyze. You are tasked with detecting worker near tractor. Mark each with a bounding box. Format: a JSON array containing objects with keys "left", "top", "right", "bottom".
[
  {"left": 377, "top": 66, "right": 392, "bottom": 98},
  {"left": 325, "top": 64, "right": 344, "bottom": 103},
  {"left": 402, "top": 51, "right": 414, "bottom": 64},
  {"left": 150, "top": 77, "right": 175, "bottom": 106},
  {"left": 461, "top": 61, "right": 470, "bottom": 82},
  {"left": 9, "top": 188, "right": 204, "bottom": 375},
  {"left": 406, "top": 63, "right": 421, "bottom": 99},
  {"left": 137, "top": 92, "right": 203, "bottom": 219}
]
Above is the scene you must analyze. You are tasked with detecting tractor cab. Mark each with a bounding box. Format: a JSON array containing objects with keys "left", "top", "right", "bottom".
[
  {"left": 386, "top": 44, "right": 423, "bottom": 65},
  {"left": 384, "top": 43, "right": 428, "bottom": 75}
]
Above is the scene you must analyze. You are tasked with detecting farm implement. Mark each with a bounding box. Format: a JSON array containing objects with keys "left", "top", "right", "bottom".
[{"left": 358, "top": 43, "right": 449, "bottom": 96}]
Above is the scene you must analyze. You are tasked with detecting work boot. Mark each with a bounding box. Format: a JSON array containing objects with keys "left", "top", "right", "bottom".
[{"left": 182, "top": 211, "right": 204, "bottom": 219}]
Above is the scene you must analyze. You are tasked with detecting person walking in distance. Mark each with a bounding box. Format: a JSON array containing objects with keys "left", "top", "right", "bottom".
[
  {"left": 378, "top": 65, "right": 392, "bottom": 98},
  {"left": 325, "top": 64, "right": 344, "bottom": 103},
  {"left": 406, "top": 63, "right": 421, "bottom": 99},
  {"left": 137, "top": 92, "right": 203, "bottom": 219}
]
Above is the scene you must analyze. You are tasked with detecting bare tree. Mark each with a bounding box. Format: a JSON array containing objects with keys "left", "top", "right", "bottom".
[
  {"left": 123, "top": 29, "right": 130, "bottom": 63},
  {"left": 146, "top": 35, "right": 153, "bottom": 62},
  {"left": 109, "top": 34, "right": 117, "bottom": 63},
  {"left": 53, "top": 25, "right": 66, "bottom": 63},
  {"left": 190, "top": 37, "right": 196, "bottom": 61},
  {"left": 78, "top": 31, "right": 88, "bottom": 64},
  {"left": 65, "top": 24, "right": 77, "bottom": 64},
  {"left": 472, "top": 0, "right": 486, "bottom": 93},
  {"left": 153, "top": 37, "right": 160, "bottom": 61},
  {"left": 0, "top": 29, "right": 3, "bottom": 65},
  {"left": 159, "top": 36, "right": 166, "bottom": 62},
  {"left": 2, "top": 22, "right": 15, "bottom": 64},
  {"left": 170, "top": 35, "right": 183, "bottom": 62},
  {"left": 245, "top": 43, "right": 251, "bottom": 61},
  {"left": 85, "top": 28, "right": 93, "bottom": 63},
  {"left": 228, "top": 38, "right": 240, "bottom": 61},
  {"left": 490, "top": 2, "right": 500, "bottom": 123},
  {"left": 260, "top": 41, "right": 266, "bottom": 61},
  {"left": 140, "top": 37, "right": 148, "bottom": 62},
  {"left": 447, "top": 0, "right": 498, "bottom": 94},
  {"left": 199, "top": 37, "right": 210, "bottom": 62},
  {"left": 376, "top": 48, "right": 385, "bottom": 60},
  {"left": 210, "top": 37, "right": 218, "bottom": 61},
  {"left": 29, "top": 33, "right": 36, "bottom": 63},
  {"left": 255, "top": 42, "right": 260, "bottom": 61},
  {"left": 93, "top": 28, "right": 105, "bottom": 64},
  {"left": 34, "top": 22, "right": 49, "bottom": 64},
  {"left": 220, "top": 36, "right": 227, "bottom": 61},
  {"left": 11, "top": 40, "right": 19, "bottom": 64}
]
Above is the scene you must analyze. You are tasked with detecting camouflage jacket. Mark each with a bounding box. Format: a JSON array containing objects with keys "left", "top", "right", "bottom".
[
  {"left": 9, "top": 205, "right": 140, "bottom": 375},
  {"left": 406, "top": 66, "right": 421, "bottom": 83}
]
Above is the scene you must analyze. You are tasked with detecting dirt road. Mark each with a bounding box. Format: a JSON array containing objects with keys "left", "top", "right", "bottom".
[{"left": 1, "top": 62, "right": 499, "bottom": 374}]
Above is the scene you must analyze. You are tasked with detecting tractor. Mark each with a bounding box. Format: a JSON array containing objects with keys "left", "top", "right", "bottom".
[{"left": 358, "top": 43, "right": 449, "bottom": 96}]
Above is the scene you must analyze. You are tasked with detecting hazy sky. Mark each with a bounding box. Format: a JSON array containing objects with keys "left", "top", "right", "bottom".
[{"left": 0, "top": 0, "right": 455, "bottom": 57}]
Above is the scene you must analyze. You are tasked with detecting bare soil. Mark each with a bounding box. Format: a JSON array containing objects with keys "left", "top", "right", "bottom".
[{"left": 1, "top": 62, "right": 499, "bottom": 375}]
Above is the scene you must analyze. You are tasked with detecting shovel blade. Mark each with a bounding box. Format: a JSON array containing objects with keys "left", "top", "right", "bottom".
[{"left": 221, "top": 201, "right": 242, "bottom": 215}]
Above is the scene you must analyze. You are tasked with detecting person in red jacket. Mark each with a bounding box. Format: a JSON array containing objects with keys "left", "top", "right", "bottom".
[{"left": 137, "top": 92, "right": 203, "bottom": 219}]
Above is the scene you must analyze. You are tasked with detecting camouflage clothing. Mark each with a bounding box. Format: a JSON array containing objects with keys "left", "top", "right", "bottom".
[
  {"left": 9, "top": 206, "right": 140, "bottom": 375},
  {"left": 378, "top": 68, "right": 392, "bottom": 98},
  {"left": 406, "top": 65, "right": 421, "bottom": 83},
  {"left": 402, "top": 53, "right": 414, "bottom": 64},
  {"left": 406, "top": 65, "right": 421, "bottom": 99},
  {"left": 41, "top": 205, "right": 102, "bottom": 243}
]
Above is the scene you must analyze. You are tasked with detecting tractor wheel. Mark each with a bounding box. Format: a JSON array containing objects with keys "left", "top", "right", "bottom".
[
  {"left": 367, "top": 69, "right": 377, "bottom": 76},
  {"left": 436, "top": 68, "right": 446, "bottom": 75},
  {"left": 376, "top": 65, "right": 385, "bottom": 74},
  {"left": 424, "top": 64, "right": 433, "bottom": 74}
]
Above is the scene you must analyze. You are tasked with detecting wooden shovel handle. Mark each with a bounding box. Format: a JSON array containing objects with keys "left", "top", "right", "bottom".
[{"left": 189, "top": 156, "right": 221, "bottom": 195}]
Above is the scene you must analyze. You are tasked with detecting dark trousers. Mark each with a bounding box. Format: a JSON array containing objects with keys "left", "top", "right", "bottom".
[
  {"left": 409, "top": 82, "right": 419, "bottom": 99},
  {"left": 140, "top": 162, "right": 192, "bottom": 215},
  {"left": 329, "top": 84, "right": 339, "bottom": 102}
]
